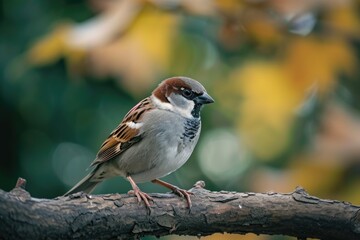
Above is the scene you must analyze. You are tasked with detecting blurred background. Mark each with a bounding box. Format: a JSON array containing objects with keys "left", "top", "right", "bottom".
[{"left": 1, "top": 0, "right": 360, "bottom": 239}]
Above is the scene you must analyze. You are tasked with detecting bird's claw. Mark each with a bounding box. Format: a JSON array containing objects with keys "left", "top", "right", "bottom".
[
  {"left": 172, "top": 188, "right": 193, "bottom": 208},
  {"left": 128, "top": 189, "right": 153, "bottom": 208}
]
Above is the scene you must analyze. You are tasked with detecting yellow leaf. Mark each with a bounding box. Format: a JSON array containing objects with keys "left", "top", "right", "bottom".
[
  {"left": 339, "top": 179, "right": 360, "bottom": 204},
  {"left": 232, "top": 61, "right": 301, "bottom": 160},
  {"left": 249, "top": 157, "right": 344, "bottom": 196},
  {"left": 243, "top": 13, "right": 282, "bottom": 46},
  {"left": 325, "top": 5, "right": 360, "bottom": 38},
  {"left": 215, "top": 0, "right": 244, "bottom": 14},
  {"left": 284, "top": 37, "right": 356, "bottom": 95},
  {"left": 288, "top": 156, "right": 344, "bottom": 196},
  {"left": 88, "top": 4, "right": 179, "bottom": 95},
  {"left": 27, "top": 24, "right": 71, "bottom": 65},
  {"left": 129, "top": 6, "right": 176, "bottom": 71},
  {"left": 27, "top": 23, "right": 87, "bottom": 76}
]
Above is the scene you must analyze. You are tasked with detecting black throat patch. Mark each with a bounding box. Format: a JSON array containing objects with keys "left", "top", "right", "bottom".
[
  {"left": 182, "top": 118, "right": 201, "bottom": 142},
  {"left": 191, "top": 103, "right": 203, "bottom": 118}
]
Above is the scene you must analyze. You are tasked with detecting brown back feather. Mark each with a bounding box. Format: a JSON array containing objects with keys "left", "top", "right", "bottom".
[{"left": 90, "top": 97, "right": 154, "bottom": 167}]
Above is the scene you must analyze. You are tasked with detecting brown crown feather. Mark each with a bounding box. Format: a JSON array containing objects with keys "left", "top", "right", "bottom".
[{"left": 152, "top": 77, "right": 193, "bottom": 103}]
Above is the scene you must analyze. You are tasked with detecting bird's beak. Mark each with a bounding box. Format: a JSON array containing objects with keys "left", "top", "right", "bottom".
[{"left": 195, "top": 92, "right": 215, "bottom": 104}]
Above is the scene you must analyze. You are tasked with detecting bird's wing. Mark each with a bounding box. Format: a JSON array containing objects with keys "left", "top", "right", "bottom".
[{"left": 90, "top": 97, "right": 154, "bottom": 167}]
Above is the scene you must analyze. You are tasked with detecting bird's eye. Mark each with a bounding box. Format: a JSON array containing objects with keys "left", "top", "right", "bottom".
[{"left": 181, "top": 88, "right": 194, "bottom": 99}]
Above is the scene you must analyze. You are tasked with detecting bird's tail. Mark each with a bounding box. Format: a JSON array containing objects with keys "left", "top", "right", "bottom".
[{"left": 64, "top": 171, "right": 101, "bottom": 196}]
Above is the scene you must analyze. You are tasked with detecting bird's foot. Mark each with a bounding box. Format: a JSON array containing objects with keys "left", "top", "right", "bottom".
[
  {"left": 151, "top": 179, "right": 194, "bottom": 208},
  {"left": 172, "top": 187, "right": 193, "bottom": 208},
  {"left": 127, "top": 175, "right": 153, "bottom": 209},
  {"left": 128, "top": 188, "right": 153, "bottom": 208}
]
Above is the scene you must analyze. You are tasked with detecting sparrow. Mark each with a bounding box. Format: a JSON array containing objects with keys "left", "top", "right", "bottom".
[{"left": 64, "top": 76, "right": 214, "bottom": 208}]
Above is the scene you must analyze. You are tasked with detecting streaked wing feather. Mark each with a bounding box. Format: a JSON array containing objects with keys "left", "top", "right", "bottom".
[
  {"left": 91, "top": 137, "right": 121, "bottom": 166},
  {"left": 90, "top": 97, "right": 154, "bottom": 166}
]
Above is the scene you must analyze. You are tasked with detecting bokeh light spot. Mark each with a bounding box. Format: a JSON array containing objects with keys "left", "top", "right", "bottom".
[
  {"left": 52, "top": 142, "right": 95, "bottom": 186},
  {"left": 198, "top": 129, "right": 249, "bottom": 185}
]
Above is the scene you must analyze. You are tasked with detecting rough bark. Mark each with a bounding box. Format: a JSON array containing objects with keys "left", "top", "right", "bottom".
[{"left": 0, "top": 179, "right": 359, "bottom": 240}]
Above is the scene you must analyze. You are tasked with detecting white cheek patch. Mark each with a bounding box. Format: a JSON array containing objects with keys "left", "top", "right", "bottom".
[
  {"left": 175, "top": 101, "right": 194, "bottom": 118},
  {"left": 126, "top": 121, "right": 143, "bottom": 129},
  {"left": 151, "top": 95, "right": 174, "bottom": 111},
  {"left": 151, "top": 95, "right": 194, "bottom": 119}
]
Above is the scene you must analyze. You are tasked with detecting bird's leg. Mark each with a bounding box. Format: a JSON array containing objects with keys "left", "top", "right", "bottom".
[
  {"left": 151, "top": 179, "right": 193, "bottom": 208},
  {"left": 127, "top": 176, "right": 153, "bottom": 207}
]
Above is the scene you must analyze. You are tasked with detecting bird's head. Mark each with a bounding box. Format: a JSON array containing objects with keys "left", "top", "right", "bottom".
[{"left": 152, "top": 76, "right": 214, "bottom": 119}]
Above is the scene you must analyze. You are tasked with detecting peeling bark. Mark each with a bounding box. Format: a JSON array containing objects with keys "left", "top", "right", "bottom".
[{"left": 0, "top": 179, "right": 359, "bottom": 240}]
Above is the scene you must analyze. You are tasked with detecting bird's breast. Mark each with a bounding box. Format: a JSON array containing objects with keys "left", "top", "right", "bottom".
[{"left": 128, "top": 111, "right": 201, "bottom": 182}]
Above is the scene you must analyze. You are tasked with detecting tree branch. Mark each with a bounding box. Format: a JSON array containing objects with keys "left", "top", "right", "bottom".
[{"left": 1, "top": 179, "right": 359, "bottom": 240}]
